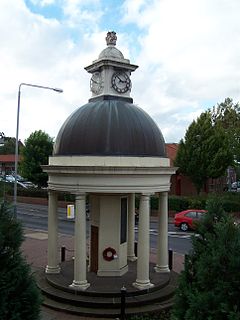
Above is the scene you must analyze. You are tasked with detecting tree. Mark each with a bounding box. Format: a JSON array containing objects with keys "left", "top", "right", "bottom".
[
  {"left": 0, "top": 137, "right": 22, "bottom": 155},
  {"left": 171, "top": 197, "right": 240, "bottom": 320},
  {"left": 20, "top": 130, "right": 53, "bottom": 187},
  {"left": 175, "top": 111, "right": 233, "bottom": 193},
  {"left": 0, "top": 201, "right": 41, "bottom": 319},
  {"left": 212, "top": 98, "right": 240, "bottom": 162}
]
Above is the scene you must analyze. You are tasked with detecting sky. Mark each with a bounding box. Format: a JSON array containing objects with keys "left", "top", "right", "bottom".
[{"left": 1, "top": 0, "right": 240, "bottom": 144}]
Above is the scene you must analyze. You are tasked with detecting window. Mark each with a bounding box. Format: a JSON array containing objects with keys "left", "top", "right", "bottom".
[
  {"left": 197, "top": 211, "right": 205, "bottom": 219},
  {"left": 185, "top": 211, "right": 197, "bottom": 218},
  {"left": 120, "top": 198, "right": 128, "bottom": 244}
]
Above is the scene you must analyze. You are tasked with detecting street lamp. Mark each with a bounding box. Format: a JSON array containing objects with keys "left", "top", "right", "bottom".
[{"left": 14, "top": 83, "right": 63, "bottom": 214}]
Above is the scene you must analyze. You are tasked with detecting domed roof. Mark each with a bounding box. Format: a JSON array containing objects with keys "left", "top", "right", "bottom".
[
  {"left": 99, "top": 46, "right": 124, "bottom": 60},
  {"left": 53, "top": 98, "right": 166, "bottom": 157}
]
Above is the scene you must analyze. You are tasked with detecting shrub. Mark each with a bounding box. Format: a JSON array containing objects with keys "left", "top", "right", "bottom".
[
  {"left": 222, "top": 199, "right": 240, "bottom": 213},
  {"left": 0, "top": 201, "right": 42, "bottom": 319},
  {"left": 187, "top": 197, "right": 207, "bottom": 209},
  {"left": 150, "top": 196, "right": 159, "bottom": 210},
  {"left": 168, "top": 196, "right": 189, "bottom": 212},
  {"left": 171, "top": 197, "right": 240, "bottom": 319},
  {"left": 129, "top": 309, "right": 171, "bottom": 320}
]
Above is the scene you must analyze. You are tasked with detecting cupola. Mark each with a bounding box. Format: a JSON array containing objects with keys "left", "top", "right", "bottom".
[{"left": 53, "top": 31, "right": 166, "bottom": 157}]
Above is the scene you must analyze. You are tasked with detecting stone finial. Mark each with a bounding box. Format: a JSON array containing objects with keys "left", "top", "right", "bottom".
[{"left": 106, "top": 31, "right": 117, "bottom": 46}]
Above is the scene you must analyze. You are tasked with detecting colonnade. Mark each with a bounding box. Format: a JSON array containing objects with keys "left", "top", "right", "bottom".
[{"left": 45, "top": 190, "right": 170, "bottom": 291}]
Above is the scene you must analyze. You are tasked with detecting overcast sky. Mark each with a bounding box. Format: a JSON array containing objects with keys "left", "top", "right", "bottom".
[{"left": 1, "top": 0, "right": 240, "bottom": 144}]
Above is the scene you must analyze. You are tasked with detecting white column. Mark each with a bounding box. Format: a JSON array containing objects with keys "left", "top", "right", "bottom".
[
  {"left": 45, "top": 190, "right": 60, "bottom": 274},
  {"left": 70, "top": 194, "right": 90, "bottom": 290},
  {"left": 127, "top": 193, "right": 137, "bottom": 261},
  {"left": 155, "top": 192, "right": 170, "bottom": 273},
  {"left": 133, "top": 194, "right": 154, "bottom": 290}
]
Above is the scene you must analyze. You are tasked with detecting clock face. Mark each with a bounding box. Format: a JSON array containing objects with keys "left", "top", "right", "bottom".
[
  {"left": 111, "top": 72, "right": 131, "bottom": 93},
  {"left": 90, "top": 72, "right": 103, "bottom": 94}
]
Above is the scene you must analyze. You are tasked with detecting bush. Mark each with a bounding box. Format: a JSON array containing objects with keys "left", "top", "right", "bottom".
[
  {"left": 129, "top": 309, "right": 171, "bottom": 320},
  {"left": 150, "top": 196, "right": 159, "bottom": 210},
  {"left": 222, "top": 199, "right": 240, "bottom": 213},
  {"left": 187, "top": 197, "right": 207, "bottom": 209},
  {"left": 2, "top": 183, "right": 76, "bottom": 202},
  {"left": 0, "top": 201, "right": 42, "bottom": 319},
  {"left": 0, "top": 181, "right": 12, "bottom": 198},
  {"left": 168, "top": 196, "right": 189, "bottom": 212},
  {"left": 171, "top": 197, "right": 240, "bottom": 319}
]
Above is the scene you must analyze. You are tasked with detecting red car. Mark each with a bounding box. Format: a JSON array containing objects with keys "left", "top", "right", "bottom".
[{"left": 174, "top": 209, "right": 207, "bottom": 231}]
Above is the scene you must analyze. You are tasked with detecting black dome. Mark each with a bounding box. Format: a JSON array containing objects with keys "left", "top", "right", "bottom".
[{"left": 53, "top": 98, "right": 166, "bottom": 157}]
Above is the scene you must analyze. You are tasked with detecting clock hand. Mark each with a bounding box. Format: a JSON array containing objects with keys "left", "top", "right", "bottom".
[{"left": 116, "top": 75, "right": 124, "bottom": 83}]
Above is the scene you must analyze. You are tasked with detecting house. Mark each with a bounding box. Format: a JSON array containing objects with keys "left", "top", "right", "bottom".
[
  {"left": 0, "top": 154, "right": 22, "bottom": 176},
  {"left": 165, "top": 143, "right": 229, "bottom": 195},
  {"left": 0, "top": 137, "right": 24, "bottom": 176}
]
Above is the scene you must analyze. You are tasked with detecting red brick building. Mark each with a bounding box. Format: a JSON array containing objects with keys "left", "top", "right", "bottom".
[
  {"left": 166, "top": 143, "right": 229, "bottom": 196},
  {"left": 0, "top": 154, "right": 22, "bottom": 175}
]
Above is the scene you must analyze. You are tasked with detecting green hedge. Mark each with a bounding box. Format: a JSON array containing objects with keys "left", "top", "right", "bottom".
[
  {"left": 1, "top": 181, "right": 240, "bottom": 213},
  {"left": 154, "top": 194, "right": 240, "bottom": 213},
  {"left": 168, "top": 196, "right": 189, "bottom": 211},
  {"left": 221, "top": 199, "right": 240, "bottom": 213},
  {"left": 0, "top": 182, "right": 75, "bottom": 202}
]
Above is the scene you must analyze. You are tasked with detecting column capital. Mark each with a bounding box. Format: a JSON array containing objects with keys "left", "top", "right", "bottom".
[
  {"left": 75, "top": 193, "right": 86, "bottom": 201},
  {"left": 48, "top": 189, "right": 57, "bottom": 195},
  {"left": 140, "top": 193, "right": 151, "bottom": 201},
  {"left": 159, "top": 191, "right": 168, "bottom": 197}
]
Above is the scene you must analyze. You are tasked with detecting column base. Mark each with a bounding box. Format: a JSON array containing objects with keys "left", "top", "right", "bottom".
[
  {"left": 45, "top": 265, "right": 61, "bottom": 274},
  {"left": 154, "top": 265, "right": 170, "bottom": 273},
  {"left": 132, "top": 280, "right": 154, "bottom": 290},
  {"left": 127, "top": 255, "right": 137, "bottom": 262},
  {"left": 69, "top": 280, "right": 90, "bottom": 291}
]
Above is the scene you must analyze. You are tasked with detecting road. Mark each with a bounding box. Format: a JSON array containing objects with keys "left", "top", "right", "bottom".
[{"left": 17, "top": 203, "right": 192, "bottom": 255}]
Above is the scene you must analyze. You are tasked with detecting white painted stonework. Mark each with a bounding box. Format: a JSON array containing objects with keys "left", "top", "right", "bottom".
[
  {"left": 49, "top": 155, "right": 170, "bottom": 167},
  {"left": 43, "top": 155, "right": 176, "bottom": 286},
  {"left": 44, "top": 156, "right": 175, "bottom": 195},
  {"left": 43, "top": 31, "right": 177, "bottom": 290},
  {"left": 84, "top": 31, "right": 138, "bottom": 99}
]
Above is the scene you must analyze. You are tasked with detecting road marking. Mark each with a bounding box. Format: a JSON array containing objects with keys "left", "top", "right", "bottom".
[
  {"left": 24, "top": 232, "right": 48, "bottom": 240},
  {"left": 134, "top": 227, "right": 192, "bottom": 239}
]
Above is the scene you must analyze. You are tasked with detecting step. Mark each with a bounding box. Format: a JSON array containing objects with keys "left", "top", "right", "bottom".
[
  {"left": 42, "top": 295, "right": 175, "bottom": 318},
  {"left": 45, "top": 267, "right": 171, "bottom": 297},
  {"left": 38, "top": 272, "right": 177, "bottom": 310}
]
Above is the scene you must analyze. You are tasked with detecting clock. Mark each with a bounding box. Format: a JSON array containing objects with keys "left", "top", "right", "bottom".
[
  {"left": 111, "top": 72, "right": 131, "bottom": 93},
  {"left": 90, "top": 72, "right": 103, "bottom": 94}
]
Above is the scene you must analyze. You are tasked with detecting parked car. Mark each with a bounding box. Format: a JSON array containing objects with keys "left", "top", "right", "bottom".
[
  {"left": 231, "top": 181, "right": 240, "bottom": 192},
  {"left": 21, "top": 181, "right": 36, "bottom": 188},
  {"left": 5, "top": 174, "right": 15, "bottom": 182},
  {"left": 174, "top": 209, "right": 207, "bottom": 231},
  {"left": 1, "top": 174, "right": 36, "bottom": 189}
]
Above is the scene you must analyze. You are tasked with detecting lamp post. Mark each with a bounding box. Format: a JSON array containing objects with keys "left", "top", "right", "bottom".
[{"left": 14, "top": 83, "right": 63, "bottom": 215}]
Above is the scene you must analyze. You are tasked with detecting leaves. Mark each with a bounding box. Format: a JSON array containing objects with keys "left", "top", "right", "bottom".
[
  {"left": 175, "top": 105, "right": 234, "bottom": 193},
  {"left": 20, "top": 130, "right": 53, "bottom": 187},
  {"left": 171, "top": 197, "right": 240, "bottom": 319},
  {"left": 0, "top": 137, "right": 16, "bottom": 155},
  {"left": 212, "top": 98, "right": 240, "bottom": 162},
  {"left": 0, "top": 201, "right": 41, "bottom": 319}
]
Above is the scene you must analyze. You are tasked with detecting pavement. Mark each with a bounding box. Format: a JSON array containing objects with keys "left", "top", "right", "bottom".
[{"left": 22, "top": 228, "right": 185, "bottom": 320}]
